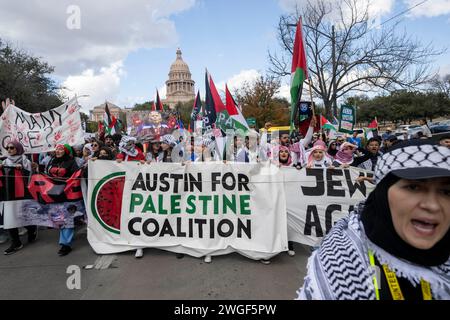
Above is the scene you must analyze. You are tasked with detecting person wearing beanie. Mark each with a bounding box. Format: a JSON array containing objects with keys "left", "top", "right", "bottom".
[
  {"left": 1, "top": 140, "right": 38, "bottom": 255},
  {"left": 297, "top": 139, "right": 450, "bottom": 300}
]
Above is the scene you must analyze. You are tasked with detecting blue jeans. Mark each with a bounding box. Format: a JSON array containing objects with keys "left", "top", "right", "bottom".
[{"left": 59, "top": 228, "right": 74, "bottom": 247}]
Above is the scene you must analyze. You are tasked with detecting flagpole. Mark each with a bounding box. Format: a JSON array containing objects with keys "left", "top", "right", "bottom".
[
  {"left": 308, "top": 77, "right": 316, "bottom": 133},
  {"left": 308, "top": 78, "right": 315, "bottom": 117}
]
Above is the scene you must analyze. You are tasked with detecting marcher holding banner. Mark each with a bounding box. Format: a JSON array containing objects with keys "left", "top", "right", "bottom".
[
  {"left": 0, "top": 97, "right": 84, "bottom": 155},
  {"left": 2, "top": 140, "right": 38, "bottom": 255},
  {"left": 44, "top": 144, "right": 80, "bottom": 256},
  {"left": 297, "top": 140, "right": 450, "bottom": 300}
]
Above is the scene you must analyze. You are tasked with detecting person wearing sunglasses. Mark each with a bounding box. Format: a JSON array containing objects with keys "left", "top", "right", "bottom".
[
  {"left": 327, "top": 140, "right": 338, "bottom": 159},
  {"left": 1, "top": 140, "right": 38, "bottom": 255}
]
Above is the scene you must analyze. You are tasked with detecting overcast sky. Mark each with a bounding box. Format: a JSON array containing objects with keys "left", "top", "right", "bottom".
[{"left": 1, "top": 0, "right": 449, "bottom": 113}]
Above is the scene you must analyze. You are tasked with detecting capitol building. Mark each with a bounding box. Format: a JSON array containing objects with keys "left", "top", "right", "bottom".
[
  {"left": 163, "top": 48, "right": 195, "bottom": 108},
  {"left": 91, "top": 48, "right": 195, "bottom": 122}
]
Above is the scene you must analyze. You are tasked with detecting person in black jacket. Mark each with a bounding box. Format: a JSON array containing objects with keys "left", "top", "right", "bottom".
[{"left": 45, "top": 144, "right": 79, "bottom": 256}]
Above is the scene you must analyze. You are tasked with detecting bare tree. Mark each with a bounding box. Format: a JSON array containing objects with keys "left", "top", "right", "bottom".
[
  {"left": 429, "top": 74, "right": 450, "bottom": 98},
  {"left": 268, "top": 0, "right": 444, "bottom": 118}
]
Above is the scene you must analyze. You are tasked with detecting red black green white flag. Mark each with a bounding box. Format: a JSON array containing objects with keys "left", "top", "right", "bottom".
[
  {"left": 103, "top": 102, "right": 118, "bottom": 135},
  {"left": 213, "top": 84, "right": 249, "bottom": 133},
  {"left": 290, "top": 17, "right": 308, "bottom": 133}
]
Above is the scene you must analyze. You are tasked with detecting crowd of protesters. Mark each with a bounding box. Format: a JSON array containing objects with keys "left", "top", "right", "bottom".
[{"left": 0, "top": 116, "right": 449, "bottom": 299}]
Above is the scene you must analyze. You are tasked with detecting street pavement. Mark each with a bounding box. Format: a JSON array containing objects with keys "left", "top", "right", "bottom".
[{"left": 0, "top": 226, "right": 310, "bottom": 300}]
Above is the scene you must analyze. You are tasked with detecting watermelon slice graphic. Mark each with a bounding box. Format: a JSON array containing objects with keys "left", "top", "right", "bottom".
[{"left": 91, "top": 172, "right": 125, "bottom": 234}]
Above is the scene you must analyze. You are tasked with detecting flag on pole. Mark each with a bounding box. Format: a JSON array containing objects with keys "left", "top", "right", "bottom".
[
  {"left": 103, "top": 102, "right": 118, "bottom": 135},
  {"left": 365, "top": 118, "right": 379, "bottom": 140},
  {"left": 290, "top": 17, "right": 308, "bottom": 133},
  {"left": 213, "top": 84, "right": 249, "bottom": 133},
  {"left": 151, "top": 101, "right": 156, "bottom": 111},
  {"left": 204, "top": 69, "right": 223, "bottom": 129},
  {"left": 156, "top": 90, "right": 164, "bottom": 112},
  {"left": 332, "top": 116, "right": 339, "bottom": 126},
  {"left": 368, "top": 118, "right": 378, "bottom": 130},
  {"left": 320, "top": 115, "right": 337, "bottom": 131},
  {"left": 189, "top": 90, "right": 203, "bottom": 132}
]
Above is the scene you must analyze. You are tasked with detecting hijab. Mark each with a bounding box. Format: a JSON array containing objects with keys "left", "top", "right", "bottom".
[{"left": 360, "top": 173, "right": 450, "bottom": 266}]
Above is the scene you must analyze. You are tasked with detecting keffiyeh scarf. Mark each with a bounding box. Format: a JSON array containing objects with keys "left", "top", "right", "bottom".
[{"left": 296, "top": 204, "right": 450, "bottom": 300}]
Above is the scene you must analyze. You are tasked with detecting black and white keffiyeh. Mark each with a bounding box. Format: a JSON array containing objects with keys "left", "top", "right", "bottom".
[
  {"left": 296, "top": 208, "right": 450, "bottom": 300},
  {"left": 375, "top": 142, "right": 449, "bottom": 183},
  {"left": 118, "top": 136, "right": 138, "bottom": 157}
]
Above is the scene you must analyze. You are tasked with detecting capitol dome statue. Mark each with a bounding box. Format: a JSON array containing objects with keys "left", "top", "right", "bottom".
[{"left": 164, "top": 48, "right": 195, "bottom": 108}]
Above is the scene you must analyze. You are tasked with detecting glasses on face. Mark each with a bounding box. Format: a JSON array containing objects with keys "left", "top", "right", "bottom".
[
  {"left": 6, "top": 146, "right": 15, "bottom": 150},
  {"left": 92, "top": 144, "right": 99, "bottom": 147}
]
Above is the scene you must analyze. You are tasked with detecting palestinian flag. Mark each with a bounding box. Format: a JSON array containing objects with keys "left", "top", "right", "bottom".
[
  {"left": 320, "top": 115, "right": 336, "bottom": 131},
  {"left": 103, "top": 102, "right": 118, "bottom": 135},
  {"left": 214, "top": 84, "right": 249, "bottom": 133},
  {"left": 290, "top": 17, "right": 308, "bottom": 133},
  {"left": 204, "top": 69, "right": 222, "bottom": 129},
  {"left": 365, "top": 118, "right": 379, "bottom": 140}
]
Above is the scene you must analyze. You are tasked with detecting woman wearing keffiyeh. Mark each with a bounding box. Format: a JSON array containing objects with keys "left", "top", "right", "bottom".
[{"left": 297, "top": 140, "right": 450, "bottom": 300}]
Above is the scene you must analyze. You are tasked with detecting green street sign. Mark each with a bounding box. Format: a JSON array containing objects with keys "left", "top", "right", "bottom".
[{"left": 247, "top": 118, "right": 256, "bottom": 127}]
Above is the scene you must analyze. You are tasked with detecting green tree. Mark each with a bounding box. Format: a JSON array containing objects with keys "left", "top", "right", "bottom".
[
  {"left": 133, "top": 101, "right": 154, "bottom": 111},
  {"left": 0, "top": 39, "right": 63, "bottom": 112},
  {"left": 235, "top": 75, "right": 290, "bottom": 128}
]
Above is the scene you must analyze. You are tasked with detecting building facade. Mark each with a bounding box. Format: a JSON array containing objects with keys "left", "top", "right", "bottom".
[
  {"left": 164, "top": 48, "right": 195, "bottom": 108},
  {"left": 89, "top": 102, "right": 124, "bottom": 122}
]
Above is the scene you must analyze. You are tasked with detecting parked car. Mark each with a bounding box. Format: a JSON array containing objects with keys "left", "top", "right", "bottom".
[
  {"left": 430, "top": 124, "right": 450, "bottom": 134},
  {"left": 407, "top": 126, "right": 425, "bottom": 138},
  {"left": 396, "top": 124, "right": 419, "bottom": 132}
]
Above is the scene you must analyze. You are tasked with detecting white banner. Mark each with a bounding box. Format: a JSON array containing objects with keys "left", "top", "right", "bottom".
[
  {"left": 0, "top": 97, "right": 84, "bottom": 155},
  {"left": 284, "top": 167, "right": 375, "bottom": 246},
  {"left": 87, "top": 161, "right": 288, "bottom": 260}
]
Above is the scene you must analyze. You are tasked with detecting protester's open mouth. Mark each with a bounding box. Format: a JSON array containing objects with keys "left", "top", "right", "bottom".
[{"left": 411, "top": 219, "right": 438, "bottom": 235}]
